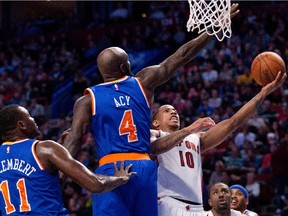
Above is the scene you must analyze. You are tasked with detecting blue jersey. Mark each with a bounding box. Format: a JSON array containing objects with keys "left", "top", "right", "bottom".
[
  {"left": 0, "top": 139, "right": 69, "bottom": 216},
  {"left": 85, "top": 76, "right": 151, "bottom": 159}
]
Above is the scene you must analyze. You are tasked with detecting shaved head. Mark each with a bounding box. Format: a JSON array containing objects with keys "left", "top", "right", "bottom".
[{"left": 97, "top": 47, "right": 132, "bottom": 81}]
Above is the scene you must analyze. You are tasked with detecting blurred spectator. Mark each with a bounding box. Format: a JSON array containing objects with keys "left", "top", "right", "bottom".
[
  {"left": 242, "top": 147, "right": 262, "bottom": 173},
  {"left": 234, "top": 124, "right": 257, "bottom": 149},
  {"left": 201, "top": 61, "right": 218, "bottom": 83},
  {"left": 245, "top": 172, "right": 260, "bottom": 210},
  {"left": 224, "top": 146, "right": 242, "bottom": 168},
  {"left": 109, "top": 2, "right": 129, "bottom": 21},
  {"left": 196, "top": 98, "right": 214, "bottom": 116},
  {"left": 271, "top": 140, "right": 288, "bottom": 214},
  {"left": 208, "top": 160, "right": 226, "bottom": 187},
  {"left": 258, "top": 100, "right": 277, "bottom": 124},
  {"left": 28, "top": 98, "right": 45, "bottom": 125},
  {"left": 236, "top": 66, "right": 254, "bottom": 85},
  {"left": 72, "top": 70, "right": 89, "bottom": 100},
  {"left": 258, "top": 143, "right": 277, "bottom": 174},
  {"left": 208, "top": 89, "right": 222, "bottom": 109}
]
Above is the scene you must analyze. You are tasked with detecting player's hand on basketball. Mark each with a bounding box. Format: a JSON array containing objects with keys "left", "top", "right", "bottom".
[
  {"left": 185, "top": 117, "right": 215, "bottom": 134},
  {"left": 114, "top": 161, "right": 137, "bottom": 182},
  {"left": 230, "top": 3, "right": 240, "bottom": 19},
  {"left": 263, "top": 71, "right": 287, "bottom": 94}
]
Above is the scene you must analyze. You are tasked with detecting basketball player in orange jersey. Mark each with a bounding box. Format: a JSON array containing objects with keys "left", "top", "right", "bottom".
[
  {"left": 150, "top": 71, "right": 286, "bottom": 216},
  {"left": 63, "top": 4, "right": 240, "bottom": 216},
  {"left": 0, "top": 105, "right": 135, "bottom": 215}
]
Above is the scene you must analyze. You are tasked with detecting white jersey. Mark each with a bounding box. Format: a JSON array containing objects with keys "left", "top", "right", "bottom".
[
  {"left": 157, "top": 130, "right": 203, "bottom": 203},
  {"left": 206, "top": 209, "right": 243, "bottom": 216},
  {"left": 158, "top": 196, "right": 206, "bottom": 216},
  {"left": 243, "top": 209, "right": 259, "bottom": 216}
]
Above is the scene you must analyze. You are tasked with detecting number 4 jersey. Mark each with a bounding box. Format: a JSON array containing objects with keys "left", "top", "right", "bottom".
[
  {"left": 85, "top": 76, "right": 151, "bottom": 159},
  {"left": 0, "top": 139, "right": 69, "bottom": 215},
  {"left": 157, "top": 131, "right": 203, "bottom": 204}
]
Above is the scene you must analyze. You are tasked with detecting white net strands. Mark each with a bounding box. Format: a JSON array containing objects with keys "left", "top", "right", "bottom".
[{"left": 186, "top": 0, "right": 231, "bottom": 41}]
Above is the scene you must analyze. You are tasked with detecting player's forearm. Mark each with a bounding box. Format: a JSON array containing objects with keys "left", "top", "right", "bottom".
[
  {"left": 168, "top": 33, "right": 211, "bottom": 70},
  {"left": 201, "top": 89, "right": 267, "bottom": 152},
  {"left": 90, "top": 175, "right": 127, "bottom": 193},
  {"left": 63, "top": 134, "right": 82, "bottom": 158},
  {"left": 67, "top": 162, "right": 127, "bottom": 193},
  {"left": 150, "top": 128, "right": 190, "bottom": 156},
  {"left": 230, "top": 89, "right": 267, "bottom": 125},
  {"left": 180, "top": 33, "right": 211, "bottom": 62}
]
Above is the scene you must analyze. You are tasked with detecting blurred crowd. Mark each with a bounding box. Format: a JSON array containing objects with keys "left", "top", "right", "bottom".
[{"left": 1, "top": 1, "right": 288, "bottom": 215}]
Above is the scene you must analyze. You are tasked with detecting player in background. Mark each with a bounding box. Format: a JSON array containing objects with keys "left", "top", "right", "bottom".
[
  {"left": 150, "top": 71, "right": 286, "bottom": 215},
  {"left": 0, "top": 105, "right": 135, "bottom": 215},
  {"left": 206, "top": 182, "right": 243, "bottom": 216},
  {"left": 230, "top": 184, "right": 259, "bottom": 216},
  {"left": 63, "top": 3, "right": 240, "bottom": 216}
]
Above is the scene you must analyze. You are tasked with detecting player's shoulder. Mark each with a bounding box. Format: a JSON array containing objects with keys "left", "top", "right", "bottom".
[
  {"left": 231, "top": 209, "right": 244, "bottom": 216},
  {"left": 205, "top": 209, "right": 243, "bottom": 216},
  {"left": 243, "top": 209, "right": 259, "bottom": 216},
  {"left": 185, "top": 132, "right": 202, "bottom": 141},
  {"left": 205, "top": 210, "right": 213, "bottom": 216},
  {"left": 36, "top": 140, "right": 60, "bottom": 149}
]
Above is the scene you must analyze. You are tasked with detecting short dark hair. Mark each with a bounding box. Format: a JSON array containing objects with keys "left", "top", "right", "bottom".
[
  {"left": 151, "top": 110, "right": 160, "bottom": 122},
  {"left": 208, "top": 182, "right": 231, "bottom": 198},
  {"left": 0, "top": 105, "right": 22, "bottom": 137}
]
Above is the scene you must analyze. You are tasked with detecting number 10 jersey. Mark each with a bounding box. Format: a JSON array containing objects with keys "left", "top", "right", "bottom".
[{"left": 157, "top": 131, "right": 203, "bottom": 204}]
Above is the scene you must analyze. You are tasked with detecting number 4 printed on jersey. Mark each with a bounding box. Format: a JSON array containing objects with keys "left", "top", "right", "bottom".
[{"left": 119, "top": 110, "right": 138, "bottom": 142}]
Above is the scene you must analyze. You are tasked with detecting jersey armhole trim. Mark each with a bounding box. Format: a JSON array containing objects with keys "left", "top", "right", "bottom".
[
  {"left": 135, "top": 77, "right": 150, "bottom": 108},
  {"left": 32, "top": 140, "right": 45, "bottom": 170},
  {"left": 84, "top": 88, "right": 96, "bottom": 116}
]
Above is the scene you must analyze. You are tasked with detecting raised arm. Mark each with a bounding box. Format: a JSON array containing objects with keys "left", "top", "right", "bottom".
[
  {"left": 137, "top": 3, "right": 240, "bottom": 103},
  {"left": 63, "top": 94, "right": 92, "bottom": 158},
  {"left": 136, "top": 33, "right": 212, "bottom": 103},
  {"left": 37, "top": 140, "right": 135, "bottom": 193},
  {"left": 200, "top": 71, "right": 286, "bottom": 152},
  {"left": 150, "top": 117, "right": 215, "bottom": 156}
]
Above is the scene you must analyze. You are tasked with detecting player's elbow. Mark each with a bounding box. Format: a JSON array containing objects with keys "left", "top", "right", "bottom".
[
  {"left": 227, "top": 117, "right": 239, "bottom": 132},
  {"left": 150, "top": 142, "right": 161, "bottom": 156},
  {"left": 89, "top": 181, "right": 106, "bottom": 194}
]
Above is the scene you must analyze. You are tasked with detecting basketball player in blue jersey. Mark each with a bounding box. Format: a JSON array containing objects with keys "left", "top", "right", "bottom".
[
  {"left": 150, "top": 71, "right": 286, "bottom": 216},
  {"left": 0, "top": 105, "right": 135, "bottom": 215},
  {"left": 63, "top": 4, "right": 240, "bottom": 215}
]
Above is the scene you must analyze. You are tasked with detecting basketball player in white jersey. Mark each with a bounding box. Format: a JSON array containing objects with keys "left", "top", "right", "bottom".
[
  {"left": 206, "top": 182, "right": 243, "bottom": 216},
  {"left": 230, "top": 185, "right": 259, "bottom": 216},
  {"left": 150, "top": 71, "right": 286, "bottom": 216}
]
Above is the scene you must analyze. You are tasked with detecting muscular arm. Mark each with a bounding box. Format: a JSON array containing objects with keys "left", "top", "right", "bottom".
[
  {"left": 200, "top": 72, "right": 286, "bottom": 152},
  {"left": 137, "top": 3, "right": 239, "bottom": 104},
  {"left": 37, "top": 140, "right": 133, "bottom": 193},
  {"left": 151, "top": 117, "right": 215, "bottom": 156},
  {"left": 63, "top": 95, "right": 91, "bottom": 158},
  {"left": 137, "top": 32, "right": 212, "bottom": 103}
]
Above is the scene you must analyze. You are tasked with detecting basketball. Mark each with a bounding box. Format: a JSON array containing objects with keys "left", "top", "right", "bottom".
[{"left": 251, "top": 51, "right": 286, "bottom": 86}]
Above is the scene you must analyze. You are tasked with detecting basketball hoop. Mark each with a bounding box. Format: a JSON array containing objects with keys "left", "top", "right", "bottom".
[{"left": 186, "top": 0, "right": 231, "bottom": 41}]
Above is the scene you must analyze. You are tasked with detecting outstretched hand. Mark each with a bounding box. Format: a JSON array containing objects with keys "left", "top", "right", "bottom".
[
  {"left": 150, "top": 129, "right": 161, "bottom": 143},
  {"left": 263, "top": 71, "right": 287, "bottom": 94},
  {"left": 114, "top": 161, "right": 137, "bottom": 183},
  {"left": 184, "top": 117, "right": 215, "bottom": 134},
  {"left": 230, "top": 3, "right": 240, "bottom": 19}
]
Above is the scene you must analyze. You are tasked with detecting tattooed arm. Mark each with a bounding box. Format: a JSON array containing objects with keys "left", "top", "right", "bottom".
[{"left": 200, "top": 72, "right": 286, "bottom": 152}]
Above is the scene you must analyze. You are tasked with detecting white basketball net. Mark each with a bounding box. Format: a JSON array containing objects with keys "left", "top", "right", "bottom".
[{"left": 186, "top": 0, "right": 231, "bottom": 41}]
